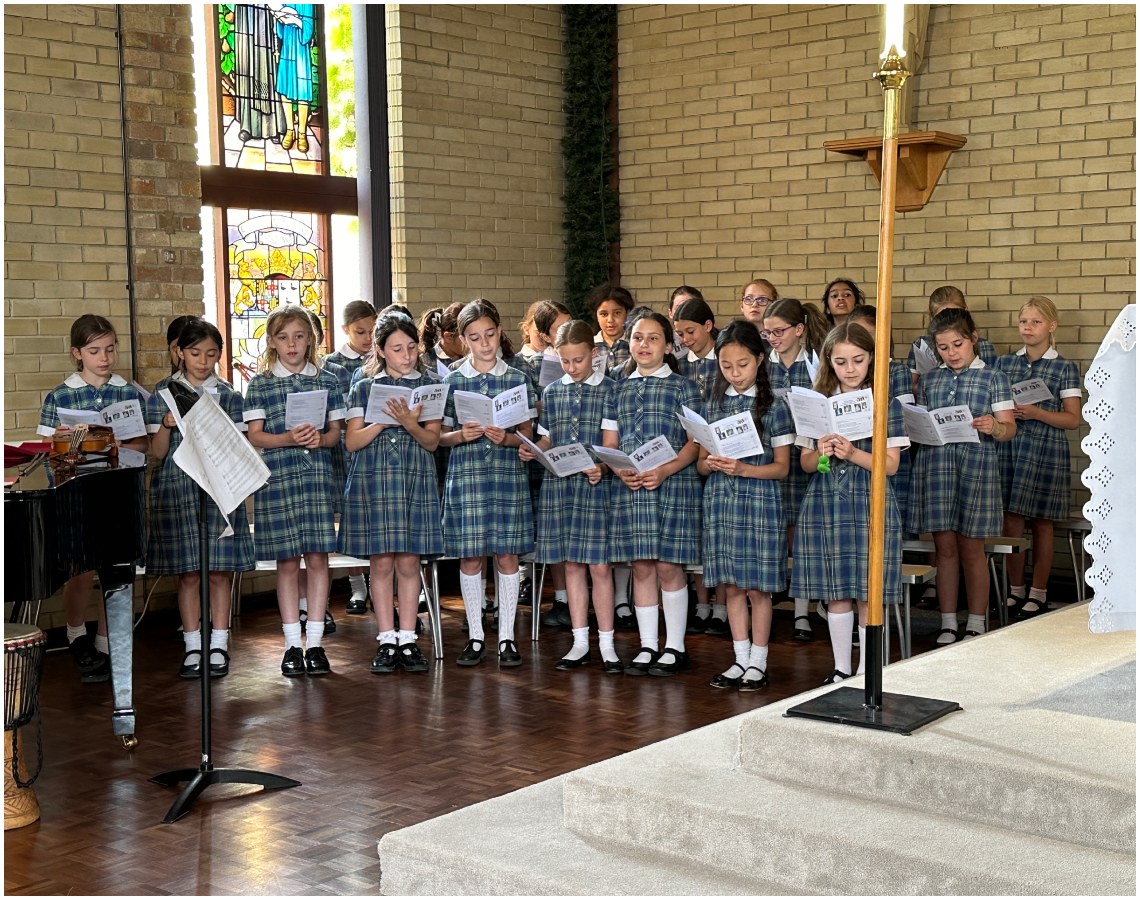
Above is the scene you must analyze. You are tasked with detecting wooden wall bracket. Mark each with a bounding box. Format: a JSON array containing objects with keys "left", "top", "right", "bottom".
[{"left": 823, "top": 131, "right": 967, "bottom": 212}]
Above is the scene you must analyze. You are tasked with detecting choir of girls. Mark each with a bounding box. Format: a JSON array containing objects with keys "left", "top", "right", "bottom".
[{"left": 42, "top": 280, "right": 1083, "bottom": 688}]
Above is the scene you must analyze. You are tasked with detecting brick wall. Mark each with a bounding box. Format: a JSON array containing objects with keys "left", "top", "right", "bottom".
[
  {"left": 616, "top": 3, "right": 1135, "bottom": 514},
  {"left": 385, "top": 4, "right": 566, "bottom": 332}
]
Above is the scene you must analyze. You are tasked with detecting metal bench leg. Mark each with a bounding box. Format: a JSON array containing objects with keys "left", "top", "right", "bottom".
[
  {"left": 1067, "top": 529, "right": 1084, "bottom": 604},
  {"left": 531, "top": 561, "right": 546, "bottom": 643},
  {"left": 426, "top": 560, "right": 443, "bottom": 660},
  {"left": 988, "top": 555, "right": 1007, "bottom": 628}
]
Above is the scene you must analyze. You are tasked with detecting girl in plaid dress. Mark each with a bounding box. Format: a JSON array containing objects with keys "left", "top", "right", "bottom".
[
  {"left": 343, "top": 314, "right": 442, "bottom": 675},
  {"left": 738, "top": 278, "right": 778, "bottom": 340},
  {"left": 699, "top": 322, "right": 794, "bottom": 692},
  {"left": 602, "top": 312, "right": 702, "bottom": 677},
  {"left": 909, "top": 308, "right": 1017, "bottom": 644},
  {"left": 790, "top": 323, "right": 910, "bottom": 685},
  {"left": 907, "top": 286, "right": 998, "bottom": 397},
  {"left": 440, "top": 299, "right": 537, "bottom": 668},
  {"left": 762, "top": 297, "right": 828, "bottom": 641},
  {"left": 146, "top": 320, "right": 253, "bottom": 679},
  {"left": 589, "top": 282, "right": 634, "bottom": 380},
  {"left": 38, "top": 315, "right": 149, "bottom": 683},
  {"left": 521, "top": 320, "right": 620, "bottom": 671},
  {"left": 996, "top": 297, "right": 1083, "bottom": 617},
  {"left": 245, "top": 306, "right": 346, "bottom": 677}
]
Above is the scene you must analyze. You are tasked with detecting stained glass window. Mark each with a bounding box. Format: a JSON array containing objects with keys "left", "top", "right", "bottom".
[{"left": 225, "top": 207, "right": 329, "bottom": 389}]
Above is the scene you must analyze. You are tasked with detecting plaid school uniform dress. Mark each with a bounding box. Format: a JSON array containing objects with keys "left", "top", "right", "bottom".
[
  {"left": 144, "top": 373, "right": 255, "bottom": 574},
  {"left": 596, "top": 332, "right": 631, "bottom": 381},
  {"left": 37, "top": 372, "right": 145, "bottom": 436},
  {"left": 790, "top": 395, "right": 910, "bottom": 604},
  {"left": 996, "top": 348, "right": 1082, "bottom": 522},
  {"left": 320, "top": 357, "right": 352, "bottom": 516},
  {"left": 908, "top": 359, "right": 1014, "bottom": 538},
  {"left": 888, "top": 358, "right": 916, "bottom": 517},
  {"left": 441, "top": 359, "right": 536, "bottom": 558},
  {"left": 507, "top": 352, "right": 547, "bottom": 511},
  {"left": 340, "top": 370, "right": 444, "bottom": 558},
  {"left": 244, "top": 362, "right": 346, "bottom": 561},
  {"left": 701, "top": 388, "right": 795, "bottom": 592},
  {"left": 533, "top": 371, "right": 615, "bottom": 566},
  {"left": 677, "top": 347, "right": 719, "bottom": 405},
  {"left": 766, "top": 347, "right": 817, "bottom": 529},
  {"left": 603, "top": 365, "right": 703, "bottom": 565}
]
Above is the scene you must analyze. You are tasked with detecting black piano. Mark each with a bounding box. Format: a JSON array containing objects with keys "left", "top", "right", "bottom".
[{"left": 5, "top": 444, "right": 145, "bottom": 748}]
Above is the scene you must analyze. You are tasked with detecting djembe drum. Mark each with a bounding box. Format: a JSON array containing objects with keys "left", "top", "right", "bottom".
[{"left": 4, "top": 623, "right": 46, "bottom": 829}]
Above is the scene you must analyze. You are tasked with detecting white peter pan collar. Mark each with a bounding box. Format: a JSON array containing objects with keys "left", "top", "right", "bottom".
[
  {"left": 376, "top": 369, "right": 422, "bottom": 382},
  {"left": 65, "top": 372, "right": 128, "bottom": 388},
  {"left": 337, "top": 344, "right": 364, "bottom": 360},
  {"left": 173, "top": 371, "right": 220, "bottom": 393},
  {"left": 272, "top": 361, "right": 318, "bottom": 378},
  {"left": 1016, "top": 346, "right": 1058, "bottom": 360},
  {"left": 940, "top": 357, "right": 987, "bottom": 372},
  {"left": 560, "top": 369, "right": 605, "bottom": 387},
  {"left": 726, "top": 384, "right": 757, "bottom": 397},
  {"left": 458, "top": 358, "right": 509, "bottom": 378},
  {"left": 627, "top": 364, "right": 672, "bottom": 380},
  {"left": 686, "top": 346, "right": 716, "bottom": 363}
]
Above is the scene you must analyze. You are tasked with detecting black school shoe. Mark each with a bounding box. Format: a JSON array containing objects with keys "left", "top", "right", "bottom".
[
  {"left": 704, "top": 617, "right": 730, "bottom": 636},
  {"left": 179, "top": 649, "right": 203, "bottom": 679},
  {"left": 304, "top": 646, "right": 331, "bottom": 676},
  {"left": 624, "top": 647, "right": 660, "bottom": 676},
  {"left": 498, "top": 639, "right": 523, "bottom": 667},
  {"left": 613, "top": 603, "right": 637, "bottom": 631},
  {"left": 648, "top": 648, "right": 691, "bottom": 677},
  {"left": 69, "top": 634, "right": 102, "bottom": 672},
  {"left": 456, "top": 638, "right": 486, "bottom": 667},
  {"left": 370, "top": 643, "right": 399, "bottom": 674},
  {"left": 397, "top": 642, "right": 429, "bottom": 673},
  {"left": 281, "top": 646, "right": 306, "bottom": 677}
]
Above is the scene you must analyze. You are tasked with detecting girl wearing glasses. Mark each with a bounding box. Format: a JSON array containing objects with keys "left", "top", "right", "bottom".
[{"left": 739, "top": 278, "right": 779, "bottom": 333}]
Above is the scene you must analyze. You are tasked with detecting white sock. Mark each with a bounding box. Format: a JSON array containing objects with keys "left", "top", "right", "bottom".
[
  {"left": 793, "top": 597, "right": 809, "bottom": 619},
  {"left": 711, "top": 603, "right": 728, "bottom": 622},
  {"left": 1024, "top": 587, "right": 1048, "bottom": 612},
  {"left": 732, "top": 638, "right": 751, "bottom": 669},
  {"left": 941, "top": 613, "right": 958, "bottom": 632},
  {"left": 305, "top": 618, "right": 325, "bottom": 649},
  {"left": 460, "top": 571, "right": 485, "bottom": 642},
  {"left": 614, "top": 566, "right": 632, "bottom": 606},
  {"left": 209, "top": 628, "right": 229, "bottom": 666},
  {"left": 827, "top": 610, "right": 854, "bottom": 676},
  {"left": 282, "top": 621, "right": 302, "bottom": 649},
  {"left": 298, "top": 596, "right": 308, "bottom": 612},
  {"left": 66, "top": 624, "right": 87, "bottom": 644},
  {"left": 856, "top": 627, "right": 867, "bottom": 675},
  {"left": 694, "top": 602, "right": 711, "bottom": 620},
  {"left": 661, "top": 587, "right": 689, "bottom": 653},
  {"left": 632, "top": 604, "right": 659, "bottom": 663},
  {"left": 377, "top": 629, "right": 397, "bottom": 645},
  {"left": 1010, "top": 583, "right": 1026, "bottom": 599},
  {"left": 598, "top": 629, "right": 619, "bottom": 663},
  {"left": 184, "top": 629, "right": 202, "bottom": 653},
  {"left": 348, "top": 574, "right": 367, "bottom": 598},
  {"left": 397, "top": 629, "right": 417, "bottom": 645},
  {"left": 93, "top": 634, "right": 108, "bottom": 655},
  {"left": 496, "top": 569, "right": 520, "bottom": 642},
  {"left": 749, "top": 643, "right": 769, "bottom": 673},
  {"left": 966, "top": 613, "right": 986, "bottom": 634},
  {"left": 554, "top": 589, "right": 568, "bottom": 606},
  {"left": 563, "top": 626, "right": 589, "bottom": 661}
]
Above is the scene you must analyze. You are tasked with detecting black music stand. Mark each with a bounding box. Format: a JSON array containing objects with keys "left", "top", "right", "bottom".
[{"left": 150, "top": 384, "right": 299, "bottom": 823}]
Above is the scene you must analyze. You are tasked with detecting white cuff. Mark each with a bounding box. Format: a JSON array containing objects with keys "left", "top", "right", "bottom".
[
  {"left": 243, "top": 408, "right": 266, "bottom": 422},
  {"left": 991, "top": 400, "right": 1015, "bottom": 412}
]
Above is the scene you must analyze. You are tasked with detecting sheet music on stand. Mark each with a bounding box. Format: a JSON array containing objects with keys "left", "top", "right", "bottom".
[{"left": 160, "top": 388, "right": 270, "bottom": 537}]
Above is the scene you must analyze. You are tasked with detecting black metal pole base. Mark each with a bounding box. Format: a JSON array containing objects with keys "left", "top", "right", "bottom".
[
  {"left": 785, "top": 686, "right": 961, "bottom": 735},
  {"left": 151, "top": 765, "right": 301, "bottom": 824}
]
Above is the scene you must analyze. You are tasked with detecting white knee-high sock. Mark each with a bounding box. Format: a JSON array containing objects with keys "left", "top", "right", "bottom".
[
  {"left": 827, "top": 610, "right": 854, "bottom": 676},
  {"left": 496, "top": 569, "right": 520, "bottom": 642},
  {"left": 632, "top": 604, "right": 659, "bottom": 663},
  {"left": 661, "top": 587, "right": 689, "bottom": 652},
  {"left": 460, "top": 571, "right": 485, "bottom": 642},
  {"left": 793, "top": 597, "right": 810, "bottom": 619}
]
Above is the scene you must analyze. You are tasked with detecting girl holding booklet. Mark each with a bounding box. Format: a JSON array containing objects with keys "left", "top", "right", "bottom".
[
  {"left": 908, "top": 308, "right": 1016, "bottom": 644},
  {"left": 245, "top": 306, "right": 347, "bottom": 677},
  {"left": 995, "top": 297, "right": 1082, "bottom": 617},
  {"left": 342, "top": 314, "right": 443, "bottom": 674},
  {"left": 146, "top": 319, "right": 254, "bottom": 679},
  {"left": 601, "top": 312, "right": 702, "bottom": 677},
  {"left": 790, "top": 323, "right": 910, "bottom": 685},
  {"left": 698, "top": 322, "right": 794, "bottom": 691},
  {"left": 762, "top": 297, "right": 829, "bottom": 641},
  {"left": 38, "top": 314, "right": 149, "bottom": 684},
  {"left": 439, "top": 299, "right": 536, "bottom": 668},
  {"left": 519, "top": 319, "right": 621, "bottom": 672}
]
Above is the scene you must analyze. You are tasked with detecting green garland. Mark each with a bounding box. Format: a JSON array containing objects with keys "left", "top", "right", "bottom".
[{"left": 561, "top": 5, "right": 619, "bottom": 317}]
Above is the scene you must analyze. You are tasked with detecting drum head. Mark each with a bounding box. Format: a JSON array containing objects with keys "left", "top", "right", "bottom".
[{"left": 4, "top": 624, "right": 43, "bottom": 645}]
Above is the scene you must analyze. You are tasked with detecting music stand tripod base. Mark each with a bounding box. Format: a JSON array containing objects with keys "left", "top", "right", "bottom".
[
  {"left": 151, "top": 765, "right": 301, "bottom": 824},
  {"left": 785, "top": 686, "right": 961, "bottom": 735}
]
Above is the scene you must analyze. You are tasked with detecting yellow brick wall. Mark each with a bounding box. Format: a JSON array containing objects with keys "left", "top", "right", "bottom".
[
  {"left": 386, "top": 4, "right": 566, "bottom": 333},
  {"left": 617, "top": 3, "right": 1136, "bottom": 514}
]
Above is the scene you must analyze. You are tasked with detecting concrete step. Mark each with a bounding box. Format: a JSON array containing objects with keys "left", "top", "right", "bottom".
[
  {"left": 737, "top": 608, "right": 1135, "bottom": 855},
  {"left": 561, "top": 718, "right": 1135, "bottom": 896}
]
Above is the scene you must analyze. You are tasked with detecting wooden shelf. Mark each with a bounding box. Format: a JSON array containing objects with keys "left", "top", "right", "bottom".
[{"left": 823, "top": 131, "right": 966, "bottom": 212}]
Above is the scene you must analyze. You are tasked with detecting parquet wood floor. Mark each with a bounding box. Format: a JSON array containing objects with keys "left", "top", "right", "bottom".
[{"left": 4, "top": 572, "right": 1067, "bottom": 896}]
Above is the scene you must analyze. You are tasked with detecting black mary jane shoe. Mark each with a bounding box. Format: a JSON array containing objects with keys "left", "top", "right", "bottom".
[
  {"left": 624, "top": 647, "right": 659, "bottom": 676},
  {"left": 208, "top": 649, "right": 230, "bottom": 678},
  {"left": 648, "top": 648, "right": 691, "bottom": 677},
  {"left": 821, "top": 669, "right": 851, "bottom": 687},
  {"left": 792, "top": 616, "right": 815, "bottom": 642},
  {"left": 709, "top": 663, "right": 746, "bottom": 689},
  {"left": 601, "top": 656, "right": 625, "bottom": 674},
  {"left": 498, "top": 640, "right": 523, "bottom": 667},
  {"left": 281, "top": 646, "right": 306, "bottom": 677},
  {"left": 613, "top": 603, "right": 638, "bottom": 631},
  {"left": 704, "top": 617, "right": 730, "bottom": 637},
  {"left": 345, "top": 595, "right": 370, "bottom": 615},
  {"left": 371, "top": 642, "right": 399, "bottom": 675},
  {"left": 738, "top": 667, "right": 769, "bottom": 692},
  {"left": 456, "top": 639, "right": 486, "bottom": 667},
  {"left": 555, "top": 650, "right": 592, "bottom": 671},
  {"left": 180, "top": 649, "right": 203, "bottom": 680},
  {"left": 323, "top": 610, "right": 336, "bottom": 635},
  {"left": 397, "top": 643, "right": 430, "bottom": 673}
]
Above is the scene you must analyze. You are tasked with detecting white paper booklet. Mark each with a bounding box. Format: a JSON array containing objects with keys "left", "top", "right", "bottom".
[
  {"left": 591, "top": 435, "right": 678, "bottom": 474},
  {"left": 912, "top": 338, "right": 941, "bottom": 376},
  {"left": 58, "top": 400, "right": 146, "bottom": 441},
  {"left": 284, "top": 389, "right": 328, "bottom": 430},
  {"left": 517, "top": 434, "right": 596, "bottom": 478},
  {"left": 537, "top": 352, "right": 564, "bottom": 389},
  {"left": 365, "top": 382, "right": 448, "bottom": 425},
  {"left": 900, "top": 402, "right": 980, "bottom": 445},
  {"left": 160, "top": 388, "right": 270, "bottom": 537},
  {"left": 592, "top": 347, "right": 609, "bottom": 377},
  {"left": 453, "top": 383, "right": 530, "bottom": 428},
  {"left": 1010, "top": 377, "right": 1054, "bottom": 406},
  {"left": 785, "top": 387, "right": 874, "bottom": 441},
  {"left": 677, "top": 405, "right": 764, "bottom": 460}
]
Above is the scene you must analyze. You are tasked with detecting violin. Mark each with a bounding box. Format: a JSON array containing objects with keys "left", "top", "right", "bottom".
[{"left": 51, "top": 425, "right": 117, "bottom": 460}]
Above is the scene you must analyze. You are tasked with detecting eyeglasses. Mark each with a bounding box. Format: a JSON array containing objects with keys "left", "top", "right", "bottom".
[
  {"left": 759, "top": 325, "right": 795, "bottom": 341},
  {"left": 741, "top": 296, "right": 772, "bottom": 308}
]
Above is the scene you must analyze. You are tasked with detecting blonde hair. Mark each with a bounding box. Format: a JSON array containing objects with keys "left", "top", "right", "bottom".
[
  {"left": 1020, "top": 295, "right": 1059, "bottom": 347},
  {"left": 928, "top": 285, "right": 966, "bottom": 316},
  {"left": 260, "top": 306, "right": 320, "bottom": 373}
]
